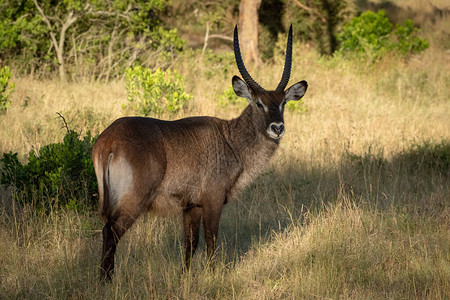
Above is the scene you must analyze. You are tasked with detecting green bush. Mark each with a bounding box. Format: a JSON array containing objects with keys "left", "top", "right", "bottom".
[
  {"left": 0, "top": 130, "right": 97, "bottom": 211},
  {"left": 202, "top": 50, "right": 235, "bottom": 80},
  {"left": 0, "top": 66, "right": 15, "bottom": 113},
  {"left": 0, "top": 0, "right": 183, "bottom": 79},
  {"left": 285, "top": 98, "right": 307, "bottom": 113},
  {"left": 338, "top": 10, "right": 428, "bottom": 58},
  {"left": 394, "top": 19, "right": 430, "bottom": 54},
  {"left": 218, "top": 85, "right": 244, "bottom": 108},
  {"left": 338, "top": 10, "right": 393, "bottom": 54},
  {"left": 125, "top": 66, "right": 192, "bottom": 116}
]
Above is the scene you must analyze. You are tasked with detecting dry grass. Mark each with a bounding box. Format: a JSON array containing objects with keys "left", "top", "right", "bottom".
[{"left": 1, "top": 3, "right": 449, "bottom": 298}]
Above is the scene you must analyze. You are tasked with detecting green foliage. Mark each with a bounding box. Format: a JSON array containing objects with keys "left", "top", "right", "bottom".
[
  {"left": 285, "top": 98, "right": 307, "bottom": 112},
  {"left": 338, "top": 10, "right": 429, "bottom": 58},
  {"left": 0, "top": 66, "right": 15, "bottom": 113},
  {"left": 394, "top": 19, "right": 430, "bottom": 54},
  {"left": 287, "top": 0, "right": 349, "bottom": 56},
  {"left": 170, "top": 0, "right": 238, "bottom": 35},
  {"left": 201, "top": 49, "right": 235, "bottom": 80},
  {"left": 0, "top": 1, "right": 50, "bottom": 73},
  {"left": 152, "top": 27, "right": 186, "bottom": 54},
  {"left": 338, "top": 10, "right": 393, "bottom": 54},
  {"left": 218, "top": 85, "right": 245, "bottom": 108},
  {"left": 0, "top": 130, "right": 97, "bottom": 211},
  {"left": 125, "top": 66, "right": 192, "bottom": 116},
  {"left": 0, "top": 0, "right": 184, "bottom": 79}
]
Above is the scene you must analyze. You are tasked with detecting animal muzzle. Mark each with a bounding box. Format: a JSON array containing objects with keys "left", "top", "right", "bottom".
[{"left": 267, "top": 122, "right": 285, "bottom": 139}]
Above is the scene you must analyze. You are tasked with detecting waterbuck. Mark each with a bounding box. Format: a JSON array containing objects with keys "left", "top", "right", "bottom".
[{"left": 93, "top": 25, "right": 307, "bottom": 281}]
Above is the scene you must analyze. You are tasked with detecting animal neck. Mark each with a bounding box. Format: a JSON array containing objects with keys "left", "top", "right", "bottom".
[{"left": 226, "top": 105, "right": 279, "bottom": 162}]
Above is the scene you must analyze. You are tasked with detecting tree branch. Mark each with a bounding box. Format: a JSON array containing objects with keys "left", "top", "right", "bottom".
[
  {"left": 32, "top": 0, "right": 59, "bottom": 51},
  {"left": 292, "top": 0, "right": 326, "bottom": 23},
  {"left": 208, "top": 34, "right": 233, "bottom": 42},
  {"left": 202, "top": 22, "right": 210, "bottom": 56},
  {"left": 202, "top": 22, "right": 233, "bottom": 56},
  {"left": 32, "top": 0, "right": 80, "bottom": 81},
  {"left": 56, "top": 112, "right": 70, "bottom": 133}
]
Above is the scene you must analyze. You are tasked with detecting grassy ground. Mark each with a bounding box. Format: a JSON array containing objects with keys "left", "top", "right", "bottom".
[{"left": 1, "top": 3, "right": 449, "bottom": 298}]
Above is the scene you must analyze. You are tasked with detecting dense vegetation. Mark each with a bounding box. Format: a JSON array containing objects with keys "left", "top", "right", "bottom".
[
  {"left": 338, "top": 10, "right": 429, "bottom": 59},
  {"left": 0, "top": 0, "right": 449, "bottom": 298},
  {"left": 0, "top": 65, "right": 15, "bottom": 113},
  {"left": 125, "top": 66, "right": 192, "bottom": 116},
  {"left": 0, "top": 0, "right": 184, "bottom": 80},
  {"left": 1, "top": 129, "right": 97, "bottom": 211}
]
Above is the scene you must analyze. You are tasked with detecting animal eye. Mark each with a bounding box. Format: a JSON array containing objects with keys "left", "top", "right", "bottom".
[{"left": 256, "top": 102, "right": 263, "bottom": 108}]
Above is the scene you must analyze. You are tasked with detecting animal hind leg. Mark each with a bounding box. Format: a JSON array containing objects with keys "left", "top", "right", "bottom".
[
  {"left": 100, "top": 222, "right": 118, "bottom": 282},
  {"left": 100, "top": 194, "right": 143, "bottom": 281}
]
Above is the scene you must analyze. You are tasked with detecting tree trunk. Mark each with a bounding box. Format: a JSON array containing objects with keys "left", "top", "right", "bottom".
[
  {"left": 32, "top": 0, "right": 78, "bottom": 83},
  {"left": 238, "top": 0, "right": 262, "bottom": 65}
]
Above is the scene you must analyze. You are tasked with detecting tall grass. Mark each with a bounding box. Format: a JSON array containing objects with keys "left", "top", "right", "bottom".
[{"left": 1, "top": 4, "right": 449, "bottom": 298}]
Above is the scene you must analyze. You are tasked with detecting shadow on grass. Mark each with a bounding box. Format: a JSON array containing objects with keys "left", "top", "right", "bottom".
[
  {"left": 0, "top": 207, "right": 103, "bottom": 298},
  {"left": 100, "top": 139, "right": 449, "bottom": 271},
  {"left": 1, "top": 140, "right": 448, "bottom": 295},
  {"left": 218, "top": 139, "right": 449, "bottom": 261}
]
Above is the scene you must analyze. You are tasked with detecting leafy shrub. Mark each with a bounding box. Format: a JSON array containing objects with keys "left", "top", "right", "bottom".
[
  {"left": 218, "top": 85, "right": 245, "bottom": 108},
  {"left": 125, "top": 66, "right": 192, "bottom": 116},
  {"left": 0, "top": 66, "right": 15, "bottom": 113},
  {"left": 202, "top": 50, "right": 235, "bottom": 80},
  {"left": 152, "top": 27, "right": 186, "bottom": 59},
  {"left": 338, "top": 10, "right": 428, "bottom": 58},
  {"left": 0, "top": 0, "right": 183, "bottom": 79},
  {"left": 338, "top": 10, "right": 393, "bottom": 54},
  {"left": 394, "top": 19, "right": 430, "bottom": 54},
  {"left": 0, "top": 130, "right": 97, "bottom": 211},
  {"left": 285, "top": 98, "right": 307, "bottom": 112}
]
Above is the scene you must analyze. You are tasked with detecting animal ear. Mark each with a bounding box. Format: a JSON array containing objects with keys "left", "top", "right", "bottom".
[
  {"left": 232, "top": 76, "right": 253, "bottom": 103},
  {"left": 284, "top": 80, "right": 307, "bottom": 102}
]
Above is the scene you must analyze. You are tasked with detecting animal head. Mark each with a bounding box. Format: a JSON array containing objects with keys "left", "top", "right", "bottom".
[{"left": 232, "top": 25, "right": 308, "bottom": 140}]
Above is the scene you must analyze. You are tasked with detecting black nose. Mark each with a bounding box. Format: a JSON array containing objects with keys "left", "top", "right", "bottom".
[{"left": 271, "top": 123, "right": 285, "bottom": 135}]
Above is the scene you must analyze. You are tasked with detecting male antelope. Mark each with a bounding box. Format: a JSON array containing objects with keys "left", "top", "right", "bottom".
[{"left": 93, "top": 25, "right": 307, "bottom": 281}]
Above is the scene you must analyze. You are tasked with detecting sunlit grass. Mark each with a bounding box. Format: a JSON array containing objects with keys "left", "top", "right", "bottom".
[{"left": 0, "top": 4, "right": 449, "bottom": 297}]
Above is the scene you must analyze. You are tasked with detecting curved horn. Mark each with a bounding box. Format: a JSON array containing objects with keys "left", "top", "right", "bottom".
[
  {"left": 233, "top": 25, "right": 264, "bottom": 93},
  {"left": 275, "top": 24, "right": 293, "bottom": 92}
]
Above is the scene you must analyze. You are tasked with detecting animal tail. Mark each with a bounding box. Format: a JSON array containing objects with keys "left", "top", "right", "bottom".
[
  {"left": 103, "top": 153, "right": 115, "bottom": 220},
  {"left": 96, "top": 152, "right": 113, "bottom": 222}
]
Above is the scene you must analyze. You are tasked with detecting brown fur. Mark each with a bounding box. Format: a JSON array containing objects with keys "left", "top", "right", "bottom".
[{"left": 93, "top": 28, "right": 307, "bottom": 281}]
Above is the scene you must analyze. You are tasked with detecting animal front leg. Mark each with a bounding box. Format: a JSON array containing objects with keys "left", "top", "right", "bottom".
[
  {"left": 202, "top": 201, "right": 223, "bottom": 265},
  {"left": 183, "top": 206, "right": 202, "bottom": 270}
]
